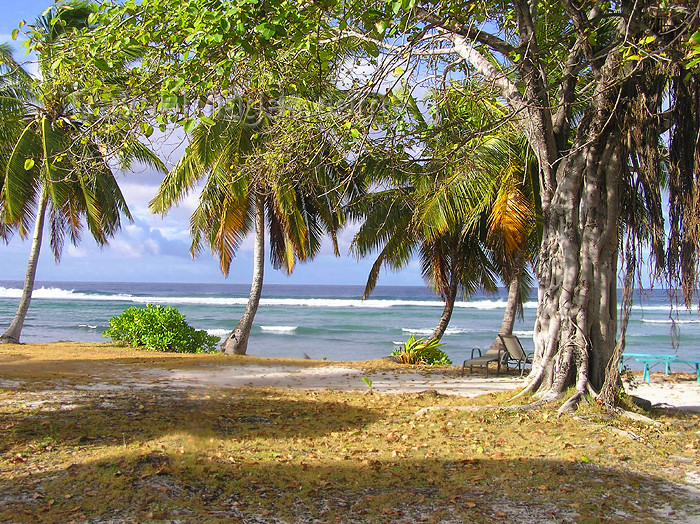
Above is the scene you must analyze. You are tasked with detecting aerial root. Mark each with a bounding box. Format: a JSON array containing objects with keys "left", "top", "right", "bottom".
[
  {"left": 586, "top": 382, "right": 598, "bottom": 398},
  {"left": 509, "top": 378, "right": 542, "bottom": 401},
  {"left": 557, "top": 388, "right": 587, "bottom": 416}
]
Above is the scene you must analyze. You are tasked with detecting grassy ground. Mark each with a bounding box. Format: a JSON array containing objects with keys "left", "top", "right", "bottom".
[{"left": 1, "top": 343, "right": 699, "bottom": 523}]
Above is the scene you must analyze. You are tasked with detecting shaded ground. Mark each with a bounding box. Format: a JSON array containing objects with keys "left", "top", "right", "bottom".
[{"left": 1, "top": 343, "right": 699, "bottom": 523}]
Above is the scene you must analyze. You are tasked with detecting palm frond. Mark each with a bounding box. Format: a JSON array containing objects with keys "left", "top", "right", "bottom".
[{"left": 1, "top": 121, "right": 42, "bottom": 235}]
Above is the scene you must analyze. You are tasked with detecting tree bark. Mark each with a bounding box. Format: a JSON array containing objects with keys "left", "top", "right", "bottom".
[
  {"left": 1, "top": 189, "right": 48, "bottom": 345},
  {"left": 221, "top": 195, "right": 265, "bottom": 355},
  {"left": 516, "top": 55, "right": 624, "bottom": 410}
]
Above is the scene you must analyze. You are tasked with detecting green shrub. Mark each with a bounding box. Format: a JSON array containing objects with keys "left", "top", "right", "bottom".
[
  {"left": 390, "top": 334, "right": 452, "bottom": 366},
  {"left": 103, "top": 304, "right": 220, "bottom": 353}
]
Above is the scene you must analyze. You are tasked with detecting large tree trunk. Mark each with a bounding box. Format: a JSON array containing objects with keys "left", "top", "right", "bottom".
[
  {"left": 487, "top": 272, "right": 522, "bottom": 353},
  {"left": 221, "top": 196, "right": 265, "bottom": 355},
  {"left": 430, "top": 4, "right": 657, "bottom": 410},
  {"left": 429, "top": 264, "right": 459, "bottom": 341},
  {"left": 0, "top": 190, "right": 48, "bottom": 345},
  {"left": 517, "top": 57, "right": 625, "bottom": 410}
]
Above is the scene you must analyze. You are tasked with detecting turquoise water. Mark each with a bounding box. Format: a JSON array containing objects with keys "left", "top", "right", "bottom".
[{"left": 1, "top": 280, "right": 698, "bottom": 369}]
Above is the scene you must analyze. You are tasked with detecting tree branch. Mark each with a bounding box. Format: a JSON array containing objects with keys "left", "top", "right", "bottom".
[
  {"left": 552, "top": 34, "right": 587, "bottom": 144},
  {"left": 326, "top": 29, "right": 456, "bottom": 56},
  {"left": 416, "top": 8, "right": 515, "bottom": 57}
]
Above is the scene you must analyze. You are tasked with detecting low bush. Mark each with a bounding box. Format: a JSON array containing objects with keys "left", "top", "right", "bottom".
[
  {"left": 103, "top": 304, "right": 220, "bottom": 353},
  {"left": 391, "top": 334, "right": 452, "bottom": 366}
]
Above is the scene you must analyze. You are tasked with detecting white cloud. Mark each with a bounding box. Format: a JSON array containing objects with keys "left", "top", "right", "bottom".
[
  {"left": 64, "top": 245, "right": 89, "bottom": 258},
  {"left": 107, "top": 238, "right": 144, "bottom": 259}
]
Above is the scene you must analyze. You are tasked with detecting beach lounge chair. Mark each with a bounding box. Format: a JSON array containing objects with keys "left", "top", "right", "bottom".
[
  {"left": 461, "top": 346, "right": 507, "bottom": 377},
  {"left": 498, "top": 334, "right": 534, "bottom": 376}
]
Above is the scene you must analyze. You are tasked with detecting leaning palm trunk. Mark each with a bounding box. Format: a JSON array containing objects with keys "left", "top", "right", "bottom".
[
  {"left": 221, "top": 196, "right": 265, "bottom": 355},
  {"left": 1, "top": 189, "right": 48, "bottom": 344},
  {"left": 487, "top": 272, "right": 522, "bottom": 353},
  {"left": 430, "top": 267, "right": 459, "bottom": 341}
]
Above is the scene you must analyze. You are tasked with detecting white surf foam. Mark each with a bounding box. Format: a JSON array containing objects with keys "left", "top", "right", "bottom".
[
  {"left": 0, "top": 286, "right": 537, "bottom": 310},
  {"left": 641, "top": 319, "right": 700, "bottom": 324},
  {"left": 0, "top": 286, "right": 133, "bottom": 301},
  {"left": 401, "top": 327, "right": 471, "bottom": 336},
  {"left": 260, "top": 325, "right": 297, "bottom": 334},
  {"left": 205, "top": 329, "right": 230, "bottom": 337}
]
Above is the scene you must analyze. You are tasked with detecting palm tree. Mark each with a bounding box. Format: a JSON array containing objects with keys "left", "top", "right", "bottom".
[
  {"left": 150, "top": 99, "right": 350, "bottom": 355},
  {"left": 0, "top": 4, "right": 165, "bottom": 344},
  {"left": 0, "top": 43, "right": 33, "bottom": 240},
  {"left": 349, "top": 163, "right": 499, "bottom": 341},
  {"left": 350, "top": 87, "right": 539, "bottom": 344},
  {"left": 476, "top": 133, "right": 540, "bottom": 351}
]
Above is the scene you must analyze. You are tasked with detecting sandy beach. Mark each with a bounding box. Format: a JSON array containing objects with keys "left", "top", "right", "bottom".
[
  {"left": 1, "top": 340, "right": 697, "bottom": 411},
  {"left": 59, "top": 357, "right": 700, "bottom": 413}
]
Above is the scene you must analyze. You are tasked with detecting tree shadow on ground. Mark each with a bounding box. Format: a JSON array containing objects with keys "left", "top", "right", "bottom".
[
  {"left": 1, "top": 387, "right": 379, "bottom": 455},
  {"left": 2, "top": 350, "right": 699, "bottom": 523},
  {"left": 1, "top": 449, "right": 698, "bottom": 523}
]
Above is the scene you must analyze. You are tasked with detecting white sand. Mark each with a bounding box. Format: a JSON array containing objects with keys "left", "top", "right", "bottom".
[
  {"left": 625, "top": 380, "right": 700, "bottom": 412},
  {"left": 108, "top": 363, "right": 700, "bottom": 412},
  {"left": 156, "top": 365, "right": 526, "bottom": 396}
]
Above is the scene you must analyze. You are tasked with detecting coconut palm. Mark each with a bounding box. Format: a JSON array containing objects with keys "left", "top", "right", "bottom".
[
  {"left": 419, "top": 85, "right": 540, "bottom": 345},
  {"left": 350, "top": 87, "right": 539, "bottom": 344},
  {"left": 0, "top": 4, "right": 165, "bottom": 344},
  {"left": 349, "top": 162, "right": 499, "bottom": 341},
  {"left": 473, "top": 133, "right": 540, "bottom": 351},
  {"left": 150, "top": 99, "right": 350, "bottom": 355},
  {"left": 0, "top": 44, "right": 33, "bottom": 230}
]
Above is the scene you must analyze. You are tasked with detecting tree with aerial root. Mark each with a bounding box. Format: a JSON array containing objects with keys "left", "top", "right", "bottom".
[{"left": 331, "top": 0, "right": 699, "bottom": 412}]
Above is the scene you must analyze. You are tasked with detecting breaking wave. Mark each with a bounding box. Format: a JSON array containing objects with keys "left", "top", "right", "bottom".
[{"left": 0, "top": 286, "right": 539, "bottom": 310}]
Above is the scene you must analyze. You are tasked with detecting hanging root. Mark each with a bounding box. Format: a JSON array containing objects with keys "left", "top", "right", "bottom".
[
  {"left": 586, "top": 382, "right": 598, "bottom": 397},
  {"left": 510, "top": 383, "right": 536, "bottom": 401}
]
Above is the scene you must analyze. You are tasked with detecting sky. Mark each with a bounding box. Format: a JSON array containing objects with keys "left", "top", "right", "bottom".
[{"left": 0, "top": 0, "right": 426, "bottom": 287}]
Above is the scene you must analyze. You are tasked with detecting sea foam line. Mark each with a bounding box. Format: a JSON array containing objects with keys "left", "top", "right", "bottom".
[
  {"left": 260, "top": 325, "right": 297, "bottom": 334},
  {"left": 641, "top": 319, "right": 700, "bottom": 324},
  {"left": 0, "top": 286, "right": 538, "bottom": 309},
  {"left": 205, "top": 329, "right": 230, "bottom": 337},
  {"left": 4, "top": 286, "right": 698, "bottom": 314},
  {"left": 401, "top": 327, "right": 473, "bottom": 335}
]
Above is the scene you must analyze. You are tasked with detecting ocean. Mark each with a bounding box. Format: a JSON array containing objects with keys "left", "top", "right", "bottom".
[{"left": 1, "top": 280, "right": 699, "bottom": 370}]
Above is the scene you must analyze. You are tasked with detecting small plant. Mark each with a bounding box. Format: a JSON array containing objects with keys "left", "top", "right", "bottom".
[
  {"left": 362, "top": 376, "right": 374, "bottom": 394},
  {"left": 620, "top": 366, "right": 639, "bottom": 391},
  {"left": 391, "top": 334, "right": 452, "bottom": 366},
  {"left": 103, "top": 304, "right": 220, "bottom": 353}
]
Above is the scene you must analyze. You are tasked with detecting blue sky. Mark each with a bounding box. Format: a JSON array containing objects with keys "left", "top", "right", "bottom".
[{"left": 0, "top": 0, "right": 425, "bottom": 286}]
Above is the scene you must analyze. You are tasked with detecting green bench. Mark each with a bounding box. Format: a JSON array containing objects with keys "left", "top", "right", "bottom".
[
  {"left": 667, "top": 360, "right": 700, "bottom": 385},
  {"left": 619, "top": 353, "right": 676, "bottom": 373},
  {"left": 635, "top": 357, "right": 700, "bottom": 384}
]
